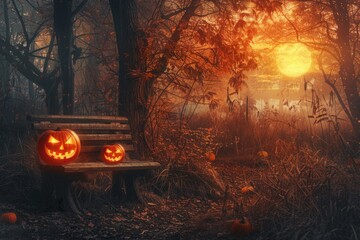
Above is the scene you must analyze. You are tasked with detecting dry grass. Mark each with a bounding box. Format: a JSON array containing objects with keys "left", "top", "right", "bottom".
[
  {"left": 0, "top": 132, "right": 40, "bottom": 199},
  {"left": 245, "top": 147, "right": 360, "bottom": 240},
  {"left": 184, "top": 108, "right": 360, "bottom": 239},
  {"left": 153, "top": 159, "right": 225, "bottom": 198},
  {"left": 148, "top": 122, "right": 225, "bottom": 198}
]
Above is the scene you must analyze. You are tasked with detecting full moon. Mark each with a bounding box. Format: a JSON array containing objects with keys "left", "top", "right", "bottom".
[{"left": 275, "top": 43, "right": 312, "bottom": 77}]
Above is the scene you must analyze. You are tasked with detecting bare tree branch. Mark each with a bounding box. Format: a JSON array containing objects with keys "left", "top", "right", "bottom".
[
  {"left": 0, "top": 39, "right": 42, "bottom": 86},
  {"left": 318, "top": 52, "right": 357, "bottom": 132},
  {"left": 43, "top": 32, "right": 56, "bottom": 74},
  {"left": 29, "top": 18, "right": 51, "bottom": 44},
  {"left": 12, "top": 0, "right": 30, "bottom": 46},
  {"left": 3, "top": 0, "right": 10, "bottom": 43},
  {"left": 149, "top": 0, "right": 200, "bottom": 85},
  {"left": 72, "top": 0, "right": 88, "bottom": 17}
]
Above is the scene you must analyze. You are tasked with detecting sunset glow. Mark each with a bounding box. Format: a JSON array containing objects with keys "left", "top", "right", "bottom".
[{"left": 275, "top": 43, "right": 312, "bottom": 77}]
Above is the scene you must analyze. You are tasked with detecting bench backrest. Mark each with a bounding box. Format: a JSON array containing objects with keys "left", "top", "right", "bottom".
[{"left": 27, "top": 115, "right": 136, "bottom": 162}]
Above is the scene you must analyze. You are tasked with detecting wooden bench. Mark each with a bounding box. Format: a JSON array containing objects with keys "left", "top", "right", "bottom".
[{"left": 27, "top": 114, "right": 160, "bottom": 214}]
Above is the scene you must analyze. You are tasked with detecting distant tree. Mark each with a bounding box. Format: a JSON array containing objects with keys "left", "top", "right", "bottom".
[
  {"left": 0, "top": 0, "right": 87, "bottom": 114},
  {"left": 53, "top": 0, "right": 88, "bottom": 114},
  {"left": 0, "top": 0, "right": 11, "bottom": 104},
  {"left": 53, "top": 0, "right": 74, "bottom": 115},
  {"left": 0, "top": 0, "right": 61, "bottom": 113},
  {"left": 324, "top": 1, "right": 360, "bottom": 141}
]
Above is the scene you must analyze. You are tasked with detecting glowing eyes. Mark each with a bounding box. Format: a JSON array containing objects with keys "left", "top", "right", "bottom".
[
  {"left": 48, "top": 135, "right": 60, "bottom": 144},
  {"left": 105, "top": 148, "right": 122, "bottom": 154},
  {"left": 48, "top": 135, "right": 75, "bottom": 145},
  {"left": 65, "top": 137, "right": 75, "bottom": 145}
]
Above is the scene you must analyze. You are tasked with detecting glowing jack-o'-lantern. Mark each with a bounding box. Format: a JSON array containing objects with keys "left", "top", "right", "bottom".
[
  {"left": 37, "top": 129, "right": 81, "bottom": 165},
  {"left": 101, "top": 144, "right": 126, "bottom": 164}
]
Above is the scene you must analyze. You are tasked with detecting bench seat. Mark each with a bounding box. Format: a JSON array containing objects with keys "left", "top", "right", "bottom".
[
  {"left": 27, "top": 114, "right": 161, "bottom": 214},
  {"left": 43, "top": 161, "right": 161, "bottom": 173}
]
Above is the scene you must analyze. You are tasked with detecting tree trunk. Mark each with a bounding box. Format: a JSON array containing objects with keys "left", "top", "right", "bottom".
[
  {"left": 1, "top": 0, "right": 10, "bottom": 101},
  {"left": 45, "top": 82, "right": 61, "bottom": 114},
  {"left": 109, "top": 0, "right": 150, "bottom": 157},
  {"left": 0, "top": 57, "right": 10, "bottom": 99},
  {"left": 54, "top": 0, "right": 74, "bottom": 115},
  {"left": 109, "top": 0, "right": 200, "bottom": 157},
  {"left": 109, "top": 0, "right": 133, "bottom": 117},
  {"left": 331, "top": 1, "right": 360, "bottom": 140}
]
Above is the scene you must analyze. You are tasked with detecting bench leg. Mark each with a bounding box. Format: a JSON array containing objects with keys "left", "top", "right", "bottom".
[
  {"left": 60, "top": 174, "right": 86, "bottom": 215},
  {"left": 64, "top": 179, "right": 83, "bottom": 215},
  {"left": 112, "top": 172, "right": 125, "bottom": 201},
  {"left": 125, "top": 173, "right": 145, "bottom": 203},
  {"left": 40, "top": 171, "right": 55, "bottom": 211},
  {"left": 112, "top": 172, "right": 145, "bottom": 203},
  {"left": 40, "top": 172, "right": 82, "bottom": 214}
]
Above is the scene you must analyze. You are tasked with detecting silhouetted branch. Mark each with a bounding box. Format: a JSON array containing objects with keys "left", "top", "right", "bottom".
[
  {"left": 43, "top": 32, "right": 56, "bottom": 74},
  {"left": 318, "top": 52, "right": 356, "bottom": 130},
  {"left": 72, "top": 0, "right": 88, "bottom": 17},
  {"left": 150, "top": 0, "right": 200, "bottom": 85},
  {"left": 3, "top": 0, "right": 10, "bottom": 43},
  {"left": 12, "top": 0, "right": 30, "bottom": 46},
  {"left": 29, "top": 18, "right": 51, "bottom": 44}
]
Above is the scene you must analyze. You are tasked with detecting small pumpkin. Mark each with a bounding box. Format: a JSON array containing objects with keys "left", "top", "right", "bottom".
[
  {"left": 230, "top": 218, "right": 253, "bottom": 237},
  {"left": 1, "top": 212, "right": 17, "bottom": 224},
  {"left": 241, "top": 186, "right": 254, "bottom": 194},
  {"left": 257, "top": 151, "right": 269, "bottom": 158},
  {"left": 101, "top": 144, "right": 126, "bottom": 164},
  {"left": 37, "top": 129, "right": 81, "bottom": 165},
  {"left": 205, "top": 151, "right": 216, "bottom": 162}
]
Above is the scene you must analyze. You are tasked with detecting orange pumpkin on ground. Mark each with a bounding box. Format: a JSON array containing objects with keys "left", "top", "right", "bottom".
[
  {"left": 241, "top": 186, "right": 254, "bottom": 194},
  {"left": 257, "top": 151, "right": 269, "bottom": 158},
  {"left": 205, "top": 151, "right": 216, "bottom": 162},
  {"left": 230, "top": 218, "right": 253, "bottom": 237},
  {"left": 37, "top": 129, "right": 81, "bottom": 165},
  {"left": 101, "top": 144, "right": 126, "bottom": 164},
  {"left": 1, "top": 212, "right": 17, "bottom": 223}
]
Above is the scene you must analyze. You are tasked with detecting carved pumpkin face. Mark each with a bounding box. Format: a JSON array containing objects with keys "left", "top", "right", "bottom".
[
  {"left": 37, "top": 129, "right": 81, "bottom": 165},
  {"left": 101, "top": 144, "right": 126, "bottom": 164}
]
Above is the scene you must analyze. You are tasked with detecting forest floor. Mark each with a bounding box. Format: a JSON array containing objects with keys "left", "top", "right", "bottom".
[{"left": 0, "top": 155, "right": 359, "bottom": 240}]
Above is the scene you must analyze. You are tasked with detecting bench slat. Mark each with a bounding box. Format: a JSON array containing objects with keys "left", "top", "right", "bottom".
[
  {"left": 27, "top": 115, "right": 128, "bottom": 124},
  {"left": 33, "top": 123, "right": 130, "bottom": 131},
  {"left": 78, "top": 134, "right": 132, "bottom": 141},
  {"left": 61, "top": 161, "right": 161, "bottom": 173},
  {"left": 81, "top": 144, "right": 134, "bottom": 153}
]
